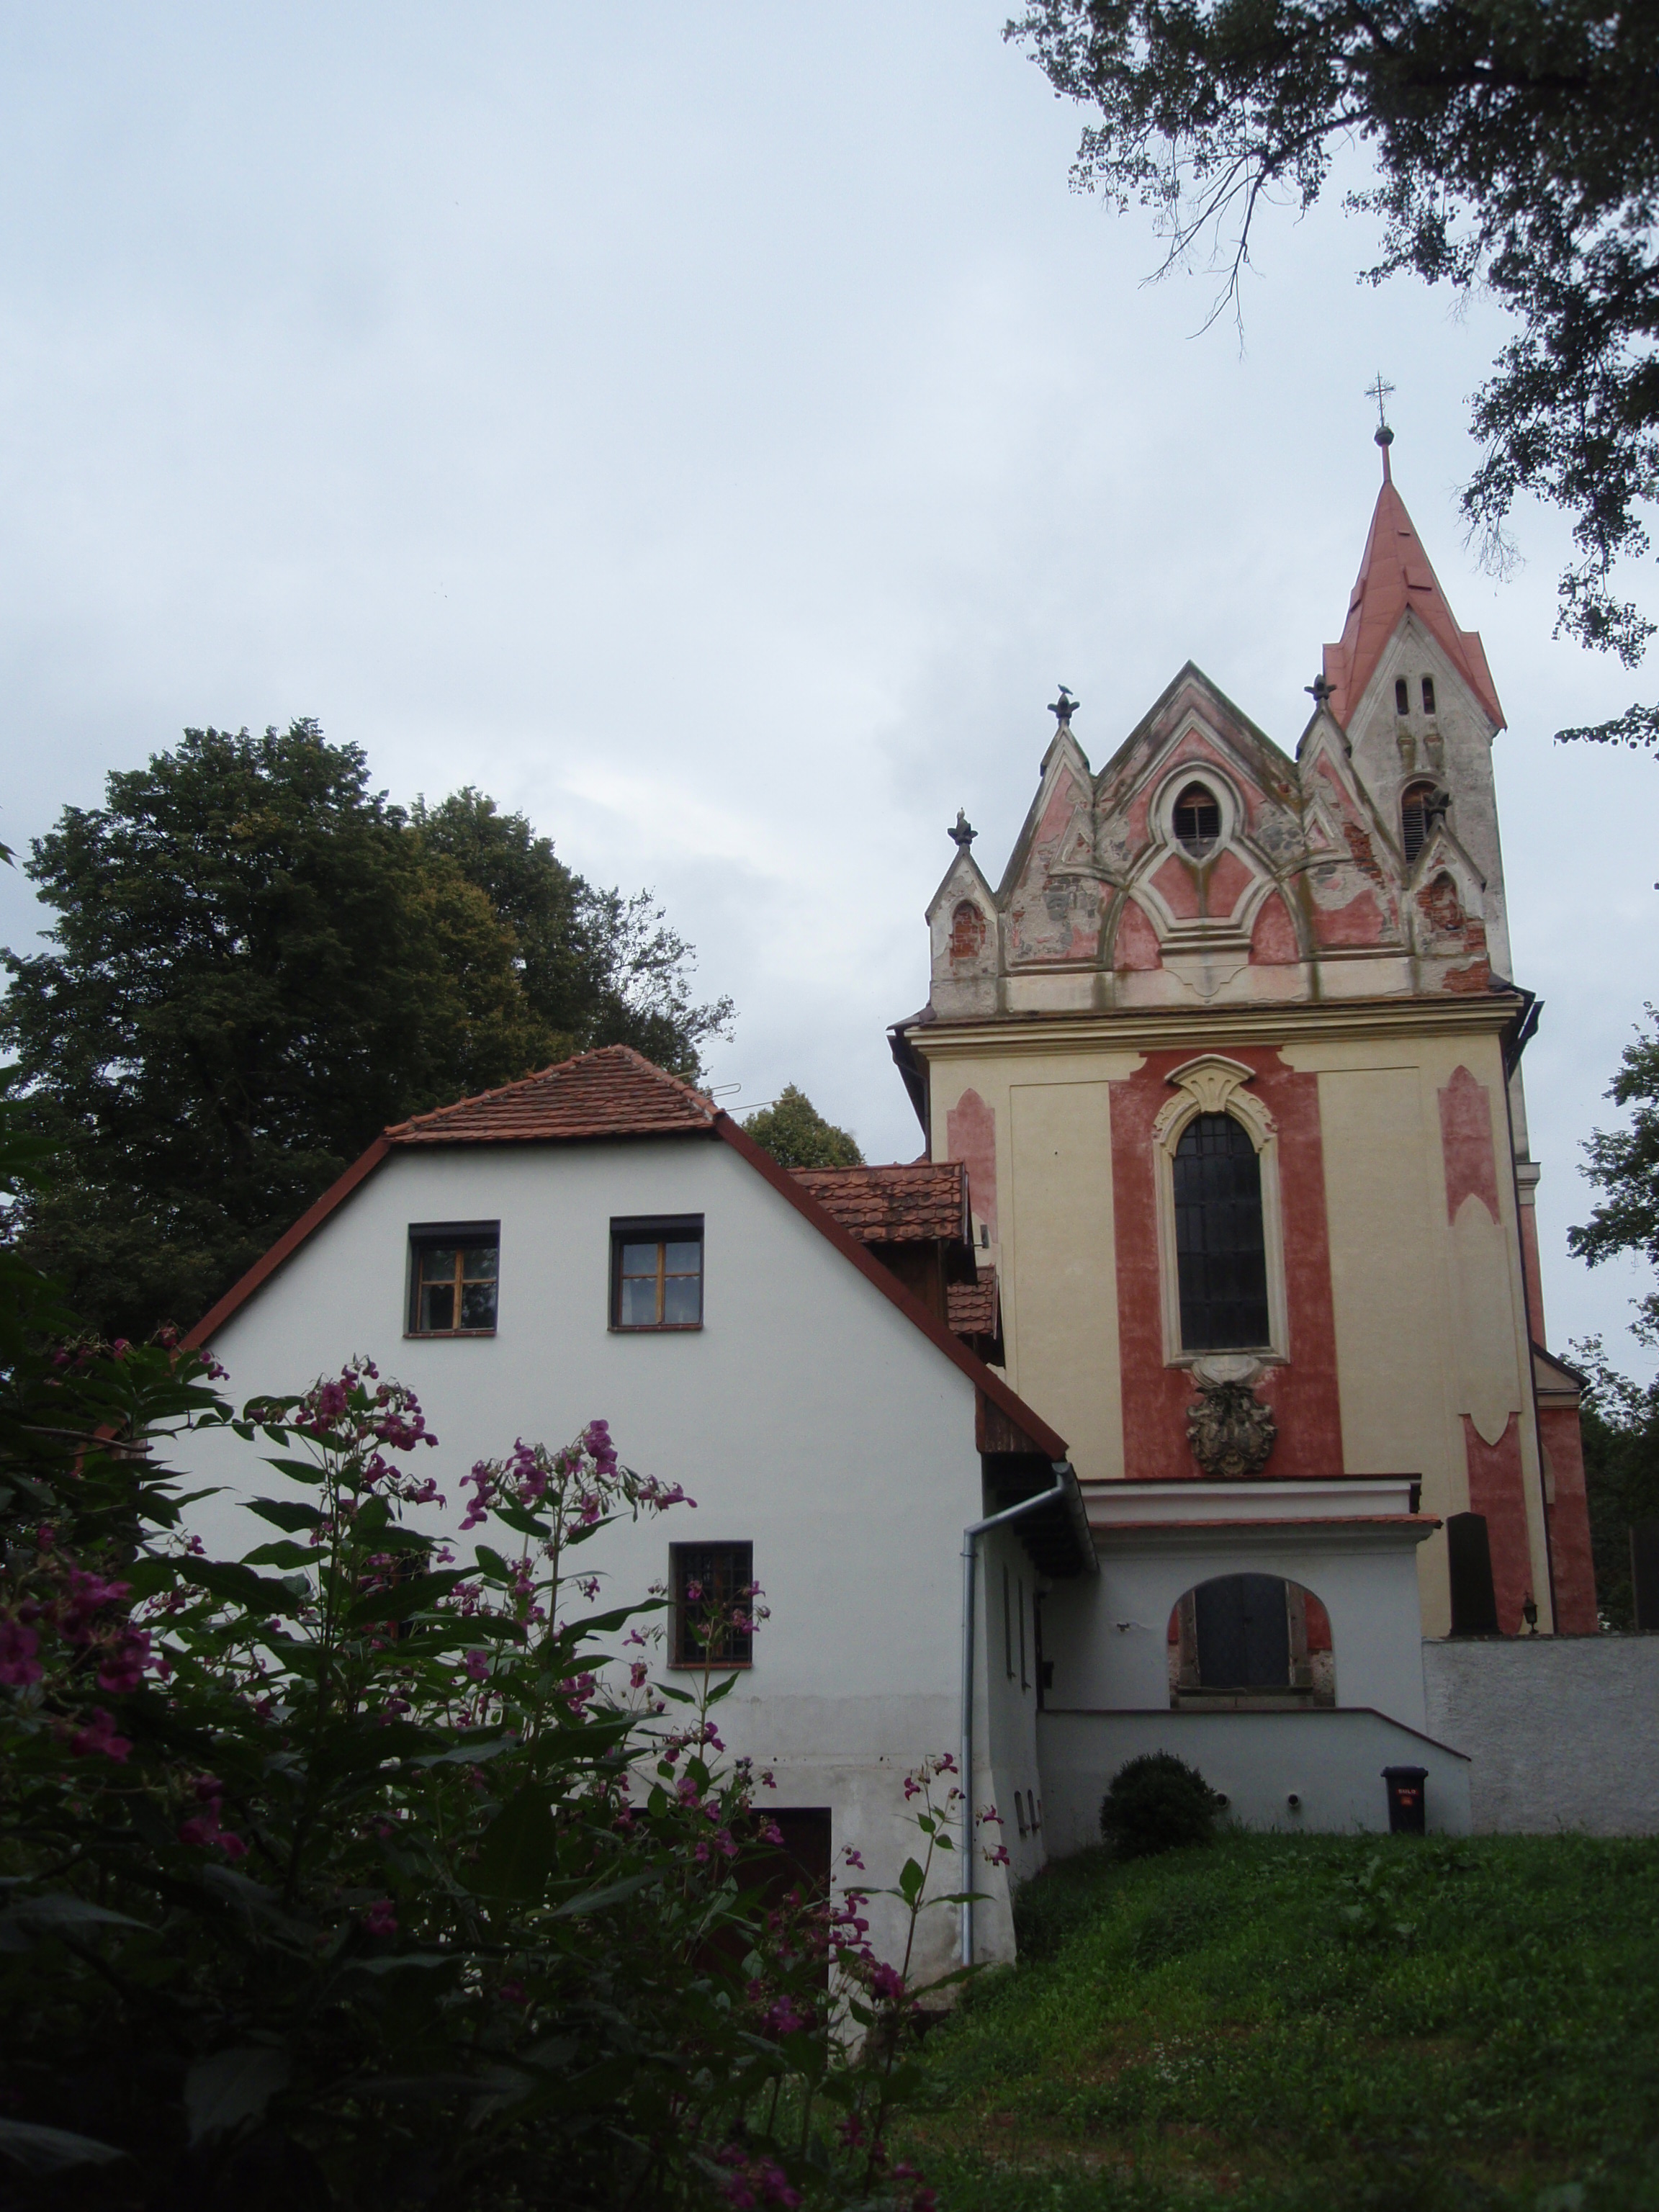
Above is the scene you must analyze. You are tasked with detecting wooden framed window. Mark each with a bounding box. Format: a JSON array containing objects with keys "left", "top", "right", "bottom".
[
  {"left": 670, "top": 1541, "right": 755, "bottom": 1668},
  {"left": 408, "top": 1223, "right": 499, "bottom": 1336},
  {"left": 1401, "top": 778, "right": 1443, "bottom": 866},
  {"left": 611, "top": 1215, "right": 704, "bottom": 1331},
  {"left": 1173, "top": 1115, "right": 1269, "bottom": 1352}
]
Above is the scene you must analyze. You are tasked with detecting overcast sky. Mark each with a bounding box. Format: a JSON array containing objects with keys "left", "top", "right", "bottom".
[{"left": 0, "top": 1, "right": 1653, "bottom": 1371}]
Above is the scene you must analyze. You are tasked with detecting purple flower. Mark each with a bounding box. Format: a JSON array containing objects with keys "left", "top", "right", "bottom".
[
  {"left": 0, "top": 1619, "right": 42, "bottom": 1689},
  {"left": 363, "top": 1898, "right": 397, "bottom": 1937},
  {"left": 71, "top": 1707, "right": 130, "bottom": 1763},
  {"left": 463, "top": 1650, "right": 490, "bottom": 1681}
]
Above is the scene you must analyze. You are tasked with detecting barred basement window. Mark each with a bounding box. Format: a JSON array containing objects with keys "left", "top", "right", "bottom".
[
  {"left": 671, "top": 1541, "right": 755, "bottom": 1667},
  {"left": 1173, "top": 1115, "right": 1269, "bottom": 1352},
  {"left": 611, "top": 1215, "right": 704, "bottom": 1331},
  {"left": 1172, "top": 783, "right": 1220, "bottom": 858},
  {"left": 408, "top": 1225, "right": 499, "bottom": 1336}
]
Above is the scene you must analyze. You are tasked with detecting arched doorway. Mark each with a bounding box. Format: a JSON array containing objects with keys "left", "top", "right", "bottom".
[{"left": 1166, "top": 1575, "right": 1335, "bottom": 1707}]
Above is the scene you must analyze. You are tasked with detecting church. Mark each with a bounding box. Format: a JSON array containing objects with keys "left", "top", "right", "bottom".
[
  {"left": 179, "top": 432, "right": 1616, "bottom": 1973},
  {"left": 894, "top": 423, "right": 1597, "bottom": 1683}
]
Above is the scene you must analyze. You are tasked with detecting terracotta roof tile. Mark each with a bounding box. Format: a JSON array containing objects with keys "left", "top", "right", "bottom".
[
  {"left": 948, "top": 1267, "right": 999, "bottom": 1339},
  {"left": 1322, "top": 469, "right": 1504, "bottom": 732},
  {"left": 789, "top": 1161, "right": 968, "bottom": 1243},
  {"left": 385, "top": 1045, "right": 718, "bottom": 1146}
]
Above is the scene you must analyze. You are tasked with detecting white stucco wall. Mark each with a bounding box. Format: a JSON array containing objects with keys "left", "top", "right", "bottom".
[
  {"left": 1040, "top": 1531, "right": 1431, "bottom": 1731},
  {"left": 1422, "top": 1636, "right": 1659, "bottom": 1834},
  {"left": 177, "top": 1133, "right": 1040, "bottom": 1974},
  {"left": 1038, "top": 1707, "right": 1473, "bottom": 1848}
]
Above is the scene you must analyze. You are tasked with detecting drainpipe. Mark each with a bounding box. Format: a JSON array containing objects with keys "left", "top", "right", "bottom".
[{"left": 960, "top": 1462, "right": 1072, "bottom": 1969}]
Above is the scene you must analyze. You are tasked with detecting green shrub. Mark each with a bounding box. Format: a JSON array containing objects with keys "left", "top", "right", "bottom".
[{"left": 1099, "top": 1751, "right": 1221, "bottom": 1858}]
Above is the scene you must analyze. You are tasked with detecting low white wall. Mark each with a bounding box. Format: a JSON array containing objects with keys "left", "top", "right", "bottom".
[
  {"left": 1421, "top": 1636, "right": 1659, "bottom": 1835},
  {"left": 1038, "top": 1707, "right": 1472, "bottom": 1853}
]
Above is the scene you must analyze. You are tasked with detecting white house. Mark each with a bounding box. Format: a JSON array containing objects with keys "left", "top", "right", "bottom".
[{"left": 181, "top": 1045, "right": 1096, "bottom": 1978}]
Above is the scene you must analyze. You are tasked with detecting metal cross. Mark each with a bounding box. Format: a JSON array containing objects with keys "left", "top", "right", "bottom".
[{"left": 1367, "top": 372, "right": 1395, "bottom": 432}]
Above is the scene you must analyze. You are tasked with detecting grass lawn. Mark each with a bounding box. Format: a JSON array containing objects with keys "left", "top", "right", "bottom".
[{"left": 896, "top": 1833, "right": 1659, "bottom": 2212}]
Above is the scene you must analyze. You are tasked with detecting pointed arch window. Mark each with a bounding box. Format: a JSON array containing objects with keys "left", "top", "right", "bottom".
[
  {"left": 1172, "top": 783, "right": 1220, "bottom": 858},
  {"left": 1173, "top": 1114, "right": 1270, "bottom": 1351},
  {"left": 1401, "top": 779, "right": 1443, "bottom": 867}
]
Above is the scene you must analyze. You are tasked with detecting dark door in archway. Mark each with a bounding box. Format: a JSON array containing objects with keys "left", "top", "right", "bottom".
[{"left": 1195, "top": 1574, "right": 1290, "bottom": 1689}]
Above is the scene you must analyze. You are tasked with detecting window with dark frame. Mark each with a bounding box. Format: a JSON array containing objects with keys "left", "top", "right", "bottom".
[
  {"left": 1395, "top": 675, "right": 1410, "bottom": 715},
  {"left": 1174, "top": 1114, "right": 1270, "bottom": 1352},
  {"left": 1018, "top": 1575, "right": 1028, "bottom": 1690},
  {"left": 1421, "top": 675, "right": 1437, "bottom": 716},
  {"left": 671, "top": 1541, "right": 755, "bottom": 1667},
  {"left": 1003, "top": 1564, "right": 1014, "bottom": 1678},
  {"left": 408, "top": 1224, "right": 500, "bottom": 1336},
  {"left": 611, "top": 1215, "right": 704, "bottom": 1331}
]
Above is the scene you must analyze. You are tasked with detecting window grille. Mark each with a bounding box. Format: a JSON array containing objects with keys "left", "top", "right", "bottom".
[
  {"left": 1173, "top": 1114, "right": 1269, "bottom": 1351},
  {"left": 1172, "top": 783, "right": 1220, "bottom": 858},
  {"left": 671, "top": 1541, "right": 755, "bottom": 1666}
]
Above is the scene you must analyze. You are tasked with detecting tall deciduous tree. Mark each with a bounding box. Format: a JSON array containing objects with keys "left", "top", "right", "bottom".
[
  {"left": 1, "top": 726, "right": 732, "bottom": 1338},
  {"left": 1569, "top": 1004, "right": 1659, "bottom": 1342},
  {"left": 412, "top": 788, "right": 732, "bottom": 1076},
  {"left": 1007, "top": 1, "right": 1659, "bottom": 749}
]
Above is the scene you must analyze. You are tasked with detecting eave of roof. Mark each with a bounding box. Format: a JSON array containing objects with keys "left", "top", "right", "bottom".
[
  {"left": 791, "top": 1161, "right": 969, "bottom": 1244},
  {"left": 182, "top": 1053, "right": 1066, "bottom": 1463}
]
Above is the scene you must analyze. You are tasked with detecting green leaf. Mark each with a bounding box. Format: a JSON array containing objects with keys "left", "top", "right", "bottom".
[
  {"left": 549, "top": 1871, "right": 659, "bottom": 1919},
  {"left": 0, "top": 2121, "right": 126, "bottom": 2174},
  {"left": 177, "top": 1558, "right": 307, "bottom": 1615},
  {"left": 241, "top": 1539, "right": 315, "bottom": 1570},
  {"left": 473, "top": 1544, "right": 515, "bottom": 1582},
  {"left": 184, "top": 2046, "right": 291, "bottom": 2146},
  {"left": 898, "top": 1856, "right": 925, "bottom": 1905},
  {"left": 247, "top": 1497, "right": 325, "bottom": 1533},
  {"left": 470, "top": 1784, "right": 558, "bottom": 1900},
  {"left": 260, "top": 1454, "right": 327, "bottom": 1485},
  {"left": 345, "top": 1568, "right": 467, "bottom": 1627},
  {"left": 1, "top": 1893, "right": 153, "bottom": 1940}
]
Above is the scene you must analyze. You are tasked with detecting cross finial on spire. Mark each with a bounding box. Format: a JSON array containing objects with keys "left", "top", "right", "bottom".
[
  {"left": 948, "top": 809, "right": 976, "bottom": 851},
  {"left": 1368, "top": 372, "right": 1396, "bottom": 480}
]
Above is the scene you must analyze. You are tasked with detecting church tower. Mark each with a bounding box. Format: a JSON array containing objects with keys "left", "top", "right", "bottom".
[{"left": 894, "top": 436, "right": 1597, "bottom": 1640}]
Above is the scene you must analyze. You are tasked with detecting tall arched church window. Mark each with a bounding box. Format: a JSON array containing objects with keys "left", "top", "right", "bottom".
[
  {"left": 1173, "top": 1114, "right": 1270, "bottom": 1351},
  {"left": 1401, "top": 779, "right": 1441, "bottom": 866},
  {"left": 949, "top": 901, "right": 986, "bottom": 962},
  {"left": 1172, "top": 783, "right": 1220, "bottom": 858},
  {"left": 1421, "top": 675, "right": 1437, "bottom": 716},
  {"left": 1395, "top": 677, "right": 1410, "bottom": 716}
]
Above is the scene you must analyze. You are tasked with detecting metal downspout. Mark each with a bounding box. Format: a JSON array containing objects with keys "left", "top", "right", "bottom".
[{"left": 959, "top": 1462, "right": 1073, "bottom": 1969}]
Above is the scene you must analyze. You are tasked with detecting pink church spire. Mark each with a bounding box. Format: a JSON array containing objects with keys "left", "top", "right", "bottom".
[{"left": 1320, "top": 421, "right": 1505, "bottom": 732}]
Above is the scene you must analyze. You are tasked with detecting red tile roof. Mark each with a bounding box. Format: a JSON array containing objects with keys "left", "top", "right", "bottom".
[
  {"left": 790, "top": 1161, "right": 968, "bottom": 1244},
  {"left": 182, "top": 1051, "right": 1068, "bottom": 1465},
  {"left": 385, "top": 1045, "right": 718, "bottom": 1146},
  {"left": 1321, "top": 467, "right": 1504, "bottom": 732},
  {"left": 948, "top": 1268, "right": 999, "bottom": 1339}
]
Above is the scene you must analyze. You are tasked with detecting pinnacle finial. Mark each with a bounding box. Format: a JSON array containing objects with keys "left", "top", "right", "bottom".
[
  {"left": 948, "top": 809, "right": 976, "bottom": 851},
  {"left": 1048, "top": 685, "right": 1079, "bottom": 726},
  {"left": 1305, "top": 673, "right": 1336, "bottom": 710},
  {"left": 1368, "top": 372, "right": 1396, "bottom": 480}
]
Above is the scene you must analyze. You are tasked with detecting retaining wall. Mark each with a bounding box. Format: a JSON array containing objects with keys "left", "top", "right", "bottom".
[{"left": 1421, "top": 1635, "right": 1659, "bottom": 1834}]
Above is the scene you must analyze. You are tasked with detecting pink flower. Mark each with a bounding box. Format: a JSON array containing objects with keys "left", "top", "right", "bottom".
[
  {"left": 0, "top": 1619, "right": 42, "bottom": 1688},
  {"left": 871, "top": 1961, "right": 907, "bottom": 2004},
  {"left": 984, "top": 1843, "right": 1011, "bottom": 1867},
  {"left": 629, "top": 1661, "right": 649, "bottom": 1690},
  {"left": 463, "top": 1650, "right": 489, "bottom": 1681},
  {"left": 842, "top": 1847, "right": 865, "bottom": 1869},
  {"left": 363, "top": 1898, "right": 397, "bottom": 1937},
  {"left": 71, "top": 1707, "right": 130, "bottom": 1763},
  {"left": 97, "top": 1629, "right": 151, "bottom": 1694},
  {"left": 499, "top": 1978, "right": 526, "bottom": 2005}
]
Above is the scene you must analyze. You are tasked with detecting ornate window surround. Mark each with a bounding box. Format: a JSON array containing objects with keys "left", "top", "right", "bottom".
[{"left": 1151, "top": 1054, "right": 1290, "bottom": 1367}]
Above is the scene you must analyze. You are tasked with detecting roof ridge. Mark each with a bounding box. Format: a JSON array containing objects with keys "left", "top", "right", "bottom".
[{"left": 383, "top": 1042, "right": 716, "bottom": 1143}]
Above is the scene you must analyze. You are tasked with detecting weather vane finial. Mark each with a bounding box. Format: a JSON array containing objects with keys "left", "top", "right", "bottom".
[{"left": 1368, "top": 372, "right": 1396, "bottom": 479}]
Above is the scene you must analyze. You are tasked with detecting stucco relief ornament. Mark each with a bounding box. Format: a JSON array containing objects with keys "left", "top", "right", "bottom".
[{"left": 1185, "top": 1355, "right": 1277, "bottom": 1480}]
